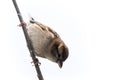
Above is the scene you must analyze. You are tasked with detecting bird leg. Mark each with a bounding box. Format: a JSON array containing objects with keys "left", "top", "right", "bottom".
[
  {"left": 18, "top": 22, "right": 27, "bottom": 27},
  {"left": 31, "top": 58, "right": 41, "bottom": 66}
]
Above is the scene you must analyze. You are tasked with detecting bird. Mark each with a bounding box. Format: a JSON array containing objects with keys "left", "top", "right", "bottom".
[{"left": 19, "top": 18, "right": 69, "bottom": 68}]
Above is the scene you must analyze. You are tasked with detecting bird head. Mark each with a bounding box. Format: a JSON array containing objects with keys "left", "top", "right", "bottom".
[{"left": 50, "top": 38, "right": 69, "bottom": 68}]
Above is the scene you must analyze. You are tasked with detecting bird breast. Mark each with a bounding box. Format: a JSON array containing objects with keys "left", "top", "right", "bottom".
[{"left": 26, "top": 23, "right": 55, "bottom": 58}]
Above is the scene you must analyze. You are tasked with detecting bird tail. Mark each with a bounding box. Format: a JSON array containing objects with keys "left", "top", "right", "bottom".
[
  {"left": 28, "top": 14, "right": 35, "bottom": 23},
  {"left": 27, "top": 14, "right": 43, "bottom": 26}
]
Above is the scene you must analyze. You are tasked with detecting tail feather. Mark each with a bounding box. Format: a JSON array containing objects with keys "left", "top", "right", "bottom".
[
  {"left": 29, "top": 16, "right": 35, "bottom": 23},
  {"left": 28, "top": 14, "right": 35, "bottom": 23}
]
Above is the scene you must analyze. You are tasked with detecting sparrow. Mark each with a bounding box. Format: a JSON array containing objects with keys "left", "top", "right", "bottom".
[{"left": 20, "top": 18, "right": 69, "bottom": 68}]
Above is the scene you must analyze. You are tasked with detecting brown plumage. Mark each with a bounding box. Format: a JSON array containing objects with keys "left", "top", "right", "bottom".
[{"left": 25, "top": 18, "right": 69, "bottom": 68}]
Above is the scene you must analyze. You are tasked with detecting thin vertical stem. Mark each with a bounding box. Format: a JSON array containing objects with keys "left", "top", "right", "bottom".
[{"left": 12, "top": 0, "right": 44, "bottom": 80}]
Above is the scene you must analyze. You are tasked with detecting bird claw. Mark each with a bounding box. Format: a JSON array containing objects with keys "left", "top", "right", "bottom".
[
  {"left": 31, "top": 58, "right": 41, "bottom": 66},
  {"left": 18, "top": 22, "right": 27, "bottom": 27}
]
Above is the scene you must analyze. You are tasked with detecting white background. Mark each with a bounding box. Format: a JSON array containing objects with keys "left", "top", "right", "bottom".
[{"left": 0, "top": 0, "right": 120, "bottom": 80}]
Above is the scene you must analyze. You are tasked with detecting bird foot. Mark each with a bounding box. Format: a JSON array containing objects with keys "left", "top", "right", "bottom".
[
  {"left": 18, "top": 22, "right": 27, "bottom": 27},
  {"left": 31, "top": 58, "right": 41, "bottom": 66}
]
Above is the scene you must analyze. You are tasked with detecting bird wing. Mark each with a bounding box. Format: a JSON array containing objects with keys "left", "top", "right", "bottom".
[{"left": 29, "top": 18, "right": 60, "bottom": 38}]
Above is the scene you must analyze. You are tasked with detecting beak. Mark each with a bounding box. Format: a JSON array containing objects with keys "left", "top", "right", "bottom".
[{"left": 57, "top": 60, "right": 63, "bottom": 68}]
